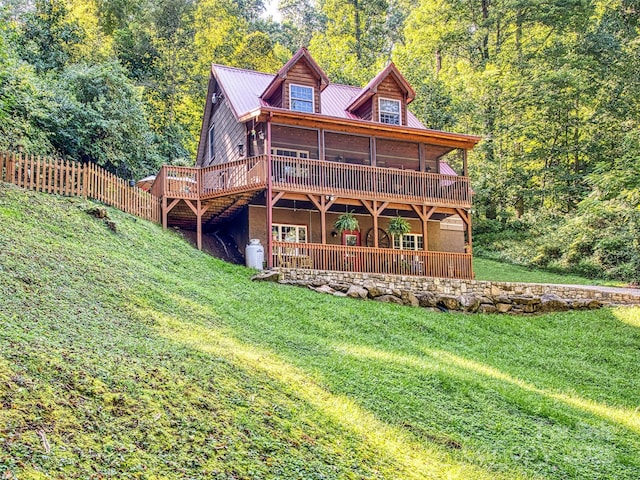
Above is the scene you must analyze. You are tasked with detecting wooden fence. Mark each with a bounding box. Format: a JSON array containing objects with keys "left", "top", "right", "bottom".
[{"left": 1, "top": 151, "right": 161, "bottom": 223}]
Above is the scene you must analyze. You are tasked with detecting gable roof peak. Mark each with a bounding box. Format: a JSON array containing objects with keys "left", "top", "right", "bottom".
[
  {"left": 260, "top": 47, "right": 330, "bottom": 100},
  {"left": 346, "top": 62, "right": 416, "bottom": 113}
]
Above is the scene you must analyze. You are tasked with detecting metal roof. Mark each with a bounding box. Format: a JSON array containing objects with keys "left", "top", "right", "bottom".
[{"left": 212, "top": 64, "right": 427, "bottom": 129}]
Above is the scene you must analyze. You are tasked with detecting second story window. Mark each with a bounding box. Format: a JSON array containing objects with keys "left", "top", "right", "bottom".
[
  {"left": 290, "top": 84, "right": 314, "bottom": 113},
  {"left": 379, "top": 98, "right": 401, "bottom": 125},
  {"left": 208, "top": 125, "right": 215, "bottom": 161}
]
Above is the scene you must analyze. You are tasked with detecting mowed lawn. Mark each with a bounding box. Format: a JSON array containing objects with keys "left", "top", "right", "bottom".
[{"left": 1, "top": 183, "right": 639, "bottom": 479}]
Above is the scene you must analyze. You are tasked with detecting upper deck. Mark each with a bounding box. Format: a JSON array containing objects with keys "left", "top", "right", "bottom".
[{"left": 151, "top": 155, "right": 471, "bottom": 209}]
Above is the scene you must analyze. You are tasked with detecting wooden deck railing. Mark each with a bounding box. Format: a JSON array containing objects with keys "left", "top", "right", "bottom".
[
  {"left": 152, "top": 157, "right": 268, "bottom": 200},
  {"left": 272, "top": 241, "right": 473, "bottom": 279},
  {"left": 200, "top": 156, "right": 267, "bottom": 199},
  {"left": 1, "top": 151, "right": 161, "bottom": 223},
  {"left": 271, "top": 156, "right": 471, "bottom": 207},
  {"left": 152, "top": 155, "right": 471, "bottom": 207}
]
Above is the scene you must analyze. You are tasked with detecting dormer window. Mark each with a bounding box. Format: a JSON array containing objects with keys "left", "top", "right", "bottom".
[
  {"left": 379, "top": 98, "right": 401, "bottom": 125},
  {"left": 290, "top": 84, "right": 314, "bottom": 113}
]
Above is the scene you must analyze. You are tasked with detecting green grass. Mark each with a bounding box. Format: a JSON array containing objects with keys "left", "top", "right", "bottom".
[
  {"left": 1, "top": 182, "right": 639, "bottom": 479},
  {"left": 473, "top": 257, "right": 625, "bottom": 285}
]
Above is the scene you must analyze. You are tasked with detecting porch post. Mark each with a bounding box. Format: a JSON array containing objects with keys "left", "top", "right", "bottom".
[
  {"left": 373, "top": 200, "right": 379, "bottom": 247},
  {"left": 266, "top": 117, "right": 273, "bottom": 268},
  {"left": 196, "top": 198, "right": 202, "bottom": 251},
  {"left": 320, "top": 195, "right": 327, "bottom": 244},
  {"left": 162, "top": 196, "right": 168, "bottom": 229},
  {"left": 462, "top": 149, "right": 468, "bottom": 177}
]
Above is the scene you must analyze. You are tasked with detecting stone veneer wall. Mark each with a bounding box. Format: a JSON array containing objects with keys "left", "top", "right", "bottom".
[{"left": 278, "top": 269, "right": 640, "bottom": 306}]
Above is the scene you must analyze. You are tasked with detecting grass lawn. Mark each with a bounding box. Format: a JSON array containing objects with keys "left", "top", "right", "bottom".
[
  {"left": 1, "top": 182, "right": 639, "bottom": 479},
  {"left": 473, "top": 257, "right": 626, "bottom": 286}
]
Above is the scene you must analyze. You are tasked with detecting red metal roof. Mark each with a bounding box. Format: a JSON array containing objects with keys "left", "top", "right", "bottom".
[{"left": 212, "top": 64, "right": 427, "bottom": 129}]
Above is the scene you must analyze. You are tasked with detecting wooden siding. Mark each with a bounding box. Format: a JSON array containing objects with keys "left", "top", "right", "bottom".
[
  {"left": 376, "top": 138, "right": 419, "bottom": 170},
  {"left": 353, "top": 100, "right": 373, "bottom": 121},
  {"left": 324, "top": 131, "right": 371, "bottom": 165},
  {"left": 203, "top": 98, "right": 246, "bottom": 167},
  {"left": 272, "top": 125, "right": 320, "bottom": 159},
  {"left": 373, "top": 75, "right": 406, "bottom": 125},
  {"left": 282, "top": 59, "right": 321, "bottom": 113}
]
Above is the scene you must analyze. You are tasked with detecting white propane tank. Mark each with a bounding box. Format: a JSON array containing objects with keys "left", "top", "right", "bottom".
[{"left": 245, "top": 239, "right": 264, "bottom": 270}]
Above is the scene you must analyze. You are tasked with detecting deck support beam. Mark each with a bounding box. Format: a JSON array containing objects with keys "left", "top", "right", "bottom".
[
  {"left": 307, "top": 194, "right": 336, "bottom": 244},
  {"left": 361, "top": 200, "right": 388, "bottom": 247},
  {"left": 412, "top": 205, "right": 436, "bottom": 251}
]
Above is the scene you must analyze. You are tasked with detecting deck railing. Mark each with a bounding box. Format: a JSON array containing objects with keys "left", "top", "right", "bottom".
[
  {"left": 272, "top": 241, "right": 473, "bottom": 279},
  {"left": 152, "top": 155, "right": 470, "bottom": 207},
  {"left": 200, "top": 156, "right": 267, "bottom": 199},
  {"left": 271, "top": 156, "right": 471, "bottom": 207},
  {"left": 1, "top": 151, "right": 161, "bottom": 222}
]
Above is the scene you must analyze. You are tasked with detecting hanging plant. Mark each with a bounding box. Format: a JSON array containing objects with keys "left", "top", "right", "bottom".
[
  {"left": 388, "top": 216, "right": 411, "bottom": 237},
  {"left": 334, "top": 211, "right": 360, "bottom": 233}
]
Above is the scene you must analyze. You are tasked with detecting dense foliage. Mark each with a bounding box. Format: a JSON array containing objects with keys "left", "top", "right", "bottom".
[{"left": 1, "top": 0, "right": 638, "bottom": 281}]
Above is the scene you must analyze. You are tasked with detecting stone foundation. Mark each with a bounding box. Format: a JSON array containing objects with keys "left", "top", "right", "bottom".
[{"left": 264, "top": 269, "right": 640, "bottom": 314}]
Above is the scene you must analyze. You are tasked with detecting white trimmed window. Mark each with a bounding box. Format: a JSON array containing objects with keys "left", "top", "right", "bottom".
[
  {"left": 272, "top": 224, "right": 308, "bottom": 243},
  {"left": 392, "top": 233, "right": 424, "bottom": 251},
  {"left": 208, "top": 125, "right": 215, "bottom": 161},
  {"left": 379, "top": 98, "right": 401, "bottom": 125},
  {"left": 289, "top": 84, "right": 314, "bottom": 113},
  {"left": 270, "top": 148, "right": 309, "bottom": 159}
]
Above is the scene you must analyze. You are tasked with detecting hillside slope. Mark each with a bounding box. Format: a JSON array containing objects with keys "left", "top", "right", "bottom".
[{"left": 1, "top": 183, "right": 639, "bottom": 479}]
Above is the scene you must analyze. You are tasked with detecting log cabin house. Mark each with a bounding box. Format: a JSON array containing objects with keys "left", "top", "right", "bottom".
[{"left": 150, "top": 48, "right": 481, "bottom": 278}]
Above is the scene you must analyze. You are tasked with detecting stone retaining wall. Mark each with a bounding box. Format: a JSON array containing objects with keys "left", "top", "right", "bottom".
[{"left": 266, "top": 269, "right": 640, "bottom": 314}]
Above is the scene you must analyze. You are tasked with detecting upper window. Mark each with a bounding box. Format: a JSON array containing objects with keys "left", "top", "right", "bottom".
[
  {"left": 379, "top": 98, "right": 401, "bottom": 125},
  {"left": 208, "top": 125, "right": 215, "bottom": 161},
  {"left": 290, "top": 84, "right": 314, "bottom": 113}
]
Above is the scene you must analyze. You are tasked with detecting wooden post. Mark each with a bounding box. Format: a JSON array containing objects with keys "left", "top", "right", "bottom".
[
  {"left": 372, "top": 201, "right": 379, "bottom": 247},
  {"left": 266, "top": 118, "right": 273, "bottom": 268},
  {"left": 196, "top": 198, "right": 202, "bottom": 251},
  {"left": 320, "top": 195, "right": 327, "bottom": 244},
  {"left": 162, "top": 196, "right": 168, "bottom": 229},
  {"left": 462, "top": 149, "right": 468, "bottom": 177}
]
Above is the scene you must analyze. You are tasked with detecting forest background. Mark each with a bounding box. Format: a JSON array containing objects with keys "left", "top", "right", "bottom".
[{"left": 0, "top": 0, "right": 639, "bottom": 282}]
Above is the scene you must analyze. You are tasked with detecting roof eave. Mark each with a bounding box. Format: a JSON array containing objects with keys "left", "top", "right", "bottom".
[{"left": 238, "top": 107, "right": 481, "bottom": 148}]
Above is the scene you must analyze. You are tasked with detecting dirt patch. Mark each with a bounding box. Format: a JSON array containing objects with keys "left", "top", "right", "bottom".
[{"left": 177, "top": 229, "right": 245, "bottom": 265}]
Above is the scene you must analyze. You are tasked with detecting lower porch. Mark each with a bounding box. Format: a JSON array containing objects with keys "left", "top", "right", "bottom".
[{"left": 272, "top": 241, "right": 473, "bottom": 279}]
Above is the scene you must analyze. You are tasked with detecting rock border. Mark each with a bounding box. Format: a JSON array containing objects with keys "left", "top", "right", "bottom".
[{"left": 252, "top": 269, "right": 640, "bottom": 314}]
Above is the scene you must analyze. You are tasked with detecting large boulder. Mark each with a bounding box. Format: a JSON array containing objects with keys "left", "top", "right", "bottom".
[
  {"left": 346, "top": 285, "right": 369, "bottom": 299},
  {"left": 540, "top": 293, "right": 570, "bottom": 312},
  {"left": 460, "top": 295, "right": 481, "bottom": 313},
  {"left": 417, "top": 292, "right": 438, "bottom": 308},
  {"left": 511, "top": 295, "right": 541, "bottom": 306},
  {"left": 375, "top": 294, "right": 404, "bottom": 305},
  {"left": 310, "top": 284, "right": 335, "bottom": 295},
  {"left": 495, "top": 303, "right": 513, "bottom": 313},
  {"left": 367, "top": 286, "right": 386, "bottom": 298},
  {"left": 251, "top": 270, "right": 281, "bottom": 282},
  {"left": 437, "top": 295, "right": 462, "bottom": 311},
  {"left": 400, "top": 290, "right": 420, "bottom": 307}
]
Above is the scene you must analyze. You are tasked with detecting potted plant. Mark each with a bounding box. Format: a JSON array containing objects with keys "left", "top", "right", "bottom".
[
  {"left": 387, "top": 216, "right": 411, "bottom": 238},
  {"left": 334, "top": 211, "right": 360, "bottom": 233}
]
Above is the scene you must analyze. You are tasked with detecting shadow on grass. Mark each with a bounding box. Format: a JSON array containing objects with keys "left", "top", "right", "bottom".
[
  {"left": 141, "top": 282, "right": 640, "bottom": 479},
  {"left": 143, "top": 307, "right": 529, "bottom": 480}
]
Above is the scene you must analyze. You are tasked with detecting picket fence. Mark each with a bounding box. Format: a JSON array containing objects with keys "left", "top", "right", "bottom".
[{"left": 0, "top": 151, "right": 160, "bottom": 223}]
